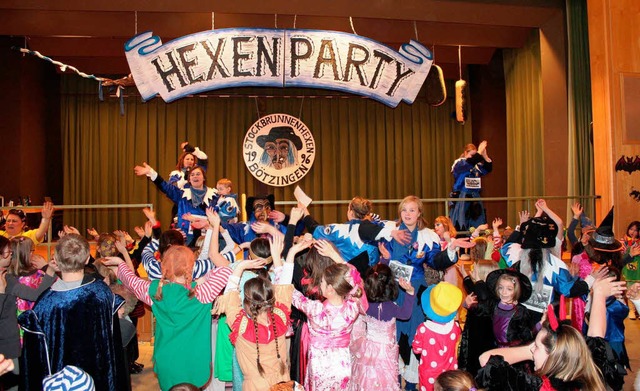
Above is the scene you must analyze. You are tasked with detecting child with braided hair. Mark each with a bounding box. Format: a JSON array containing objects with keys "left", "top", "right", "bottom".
[
  {"left": 217, "top": 234, "right": 299, "bottom": 390},
  {"left": 104, "top": 245, "right": 232, "bottom": 390}
]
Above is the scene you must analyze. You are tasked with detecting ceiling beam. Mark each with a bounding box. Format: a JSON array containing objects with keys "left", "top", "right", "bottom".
[
  {"left": 2, "top": 11, "right": 531, "bottom": 48},
  {"left": 0, "top": 0, "right": 562, "bottom": 28}
]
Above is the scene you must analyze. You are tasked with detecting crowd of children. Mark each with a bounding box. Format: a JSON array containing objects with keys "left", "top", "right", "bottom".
[{"left": 1, "top": 141, "right": 639, "bottom": 391}]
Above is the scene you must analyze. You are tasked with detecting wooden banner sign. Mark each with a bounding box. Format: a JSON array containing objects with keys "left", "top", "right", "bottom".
[{"left": 125, "top": 28, "right": 433, "bottom": 107}]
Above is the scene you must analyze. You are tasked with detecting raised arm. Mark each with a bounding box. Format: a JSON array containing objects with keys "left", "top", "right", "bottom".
[
  {"left": 536, "top": 199, "right": 564, "bottom": 240},
  {"left": 134, "top": 162, "right": 184, "bottom": 204},
  {"left": 588, "top": 276, "right": 626, "bottom": 338},
  {"left": 141, "top": 239, "right": 162, "bottom": 280},
  {"left": 112, "top": 260, "right": 153, "bottom": 306},
  {"left": 195, "top": 266, "right": 233, "bottom": 303},
  {"left": 32, "top": 201, "right": 54, "bottom": 244},
  {"left": 206, "top": 208, "right": 231, "bottom": 268}
]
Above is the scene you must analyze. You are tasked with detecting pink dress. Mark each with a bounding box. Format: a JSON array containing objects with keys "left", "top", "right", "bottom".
[
  {"left": 292, "top": 289, "right": 364, "bottom": 391},
  {"left": 350, "top": 314, "right": 400, "bottom": 391},
  {"left": 16, "top": 270, "right": 45, "bottom": 344}
]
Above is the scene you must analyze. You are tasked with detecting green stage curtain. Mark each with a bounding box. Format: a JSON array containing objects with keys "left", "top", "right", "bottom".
[
  {"left": 503, "top": 31, "right": 544, "bottom": 223},
  {"left": 61, "top": 77, "right": 471, "bottom": 233},
  {"left": 566, "top": 0, "right": 595, "bottom": 220}
]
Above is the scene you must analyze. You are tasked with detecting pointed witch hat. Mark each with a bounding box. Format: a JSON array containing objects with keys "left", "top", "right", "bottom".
[{"left": 588, "top": 206, "right": 624, "bottom": 252}]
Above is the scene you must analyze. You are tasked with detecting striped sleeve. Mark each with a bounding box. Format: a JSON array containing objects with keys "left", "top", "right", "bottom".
[
  {"left": 192, "top": 258, "right": 214, "bottom": 279},
  {"left": 117, "top": 263, "right": 152, "bottom": 306},
  {"left": 195, "top": 266, "right": 233, "bottom": 303},
  {"left": 141, "top": 239, "right": 162, "bottom": 280}
]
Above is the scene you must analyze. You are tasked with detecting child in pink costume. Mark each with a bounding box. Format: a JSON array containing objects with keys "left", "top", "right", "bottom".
[
  {"left": 350, "top": 264, "right": 415, "bottom": 391},
  {"left": 292, "top": 257, "right": 367, "bottom": 390}
]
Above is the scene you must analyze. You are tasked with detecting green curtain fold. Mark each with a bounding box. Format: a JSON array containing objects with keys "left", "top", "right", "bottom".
[
  {"left": 503, "top": 31, "right": 545, "bottom": 222},
  {"left": 61, "top": 77, "right": 471, "bottom": 233},
  {"left": 566, "top": 0, "right": 595, "bottom": 220}
]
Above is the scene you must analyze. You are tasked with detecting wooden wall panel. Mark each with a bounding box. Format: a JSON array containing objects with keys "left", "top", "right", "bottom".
[{"left": 588, "top": 0, "right": 640, "bottom": 233}]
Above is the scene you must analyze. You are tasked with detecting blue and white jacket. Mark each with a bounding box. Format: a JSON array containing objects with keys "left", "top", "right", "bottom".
[
  {"left": 151, "top": 174, "right": 219, "bottom": 243},
  {"left": 451, "top": 153, "right": 492, "bottom": 195},
  {"left": 379, "top": 221, "right": 458, "bottom": 283}
]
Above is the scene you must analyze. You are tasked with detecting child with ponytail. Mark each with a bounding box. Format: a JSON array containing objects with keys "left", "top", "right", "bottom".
[
  {"left": 105, "top": 245, "right": 232, "bottom": 390},
  {"left": 291, "top": 240, "right": 368, "bottom": 390}
]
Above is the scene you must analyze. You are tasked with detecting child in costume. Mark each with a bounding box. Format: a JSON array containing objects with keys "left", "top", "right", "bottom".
[
  {"left": 621, "top": 221, "right": 640, "bottom": 319},
  {"left": 377, "top": 197, "right": 468, "bottom": 391},
  {"left": 107, "top": 245, "right": 232, "bottom": 390},
  {"left": 599, "top": 267, "right": 631, "bottom": 371},
  {"left": 215, "top": 178, "right": 239, "bottom": 224},
  {"left": 455, "top": 259, "right": 498, "bottom": 376},
  {"left": 216, "top": 232, "right": 295, "bottom": 390},
  {"left": 412, "top": 282, "right": 463, "bottom": 391},
  {"left": 350, "top": 263, "right": 415, "bottom": 391},
  {"left": 292, "top": 257, "right": 367, "bottom": 390},
  {"left": 478, "top": 276, "right": 626, "bottom": 391},
  {"left": 18, "top": 234, "right": 129, "bottom": 391}
]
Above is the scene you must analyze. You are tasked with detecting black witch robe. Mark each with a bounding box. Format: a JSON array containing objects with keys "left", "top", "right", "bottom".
[{"left": 18, "top": 275, "right": 130, "bottom": 391}]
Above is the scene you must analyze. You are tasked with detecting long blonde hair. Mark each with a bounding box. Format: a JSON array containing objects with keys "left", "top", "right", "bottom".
[{"left": 539, "top": 323, "right": 605, "bottom": 390}]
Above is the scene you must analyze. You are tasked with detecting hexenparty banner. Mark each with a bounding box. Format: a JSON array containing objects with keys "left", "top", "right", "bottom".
[{"left": 125, "top": 28, "right": 433, "bottom": 108}]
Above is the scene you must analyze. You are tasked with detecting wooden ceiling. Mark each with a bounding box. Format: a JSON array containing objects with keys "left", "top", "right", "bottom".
[{"left": 0, "top": 0, "right": 564, "bottom": 79}]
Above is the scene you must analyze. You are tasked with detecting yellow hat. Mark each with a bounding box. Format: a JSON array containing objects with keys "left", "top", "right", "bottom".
[{"left": 421, "top": 282, "right": 463, "bottom": 323}]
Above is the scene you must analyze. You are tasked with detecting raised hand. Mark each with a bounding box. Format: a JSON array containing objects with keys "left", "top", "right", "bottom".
[
  {"left": 269, "top": 234, "right": 284, "bottom": 265},
  {"left": 87, "top": 227, "right": 99, "bottom": 239},
  {"left": 133, "top": 162, "right": 152, "bottom": 176},
  {"left": 536, "top": 199, "right": 548, "bottom": 210},
  {"left": 190, "top": 219, "right": 209, "bottom": 230},
  {"left": 627, "top": 282, "right": 640, "bottom": 301},
  {"left": 590, "top": 265, "right": 609, "bottom": 281},
  {"left": 206, "top": 207, "right": 221, "bottom": 227},
  {"left": 134, "top": 226, "right": 145, "bottom": 239},
  {"left": 287, "top": 235, "right": 313, "bottom": 261},
  {"left": 477, "top": 140, "right": 488, "bottom": 155},
  {"left": 315, "top": 240, "right": 345, "bottom": 263},
  {"left": 289, "top": 207, "right": 305, "bottom": 226},
  {"left": 41, "top": 201, "right": 54, "bottom": 220},
  {"left": 571, "top": 202, "right": 583, "bottom": 219},
  {"left": 593, "top": 276, "right": 626, "bottom": 299},
  {"left": 63, "top": 225, "right": 80, "bottom": 235},
  {"left": 115, "top": 237, "right": 128, "bottom": 255},
  {"left": 463, "top": 293, "right": 477, "bottom": 309},
  {"left": 142, "top": 207, "right": 157, "bottom": 224},
  {"left": 519, "top": 210, "right": 530, "bottom": 224},
  {"left": 492, "top": 217, "right": 503, "bottom": 230}
]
